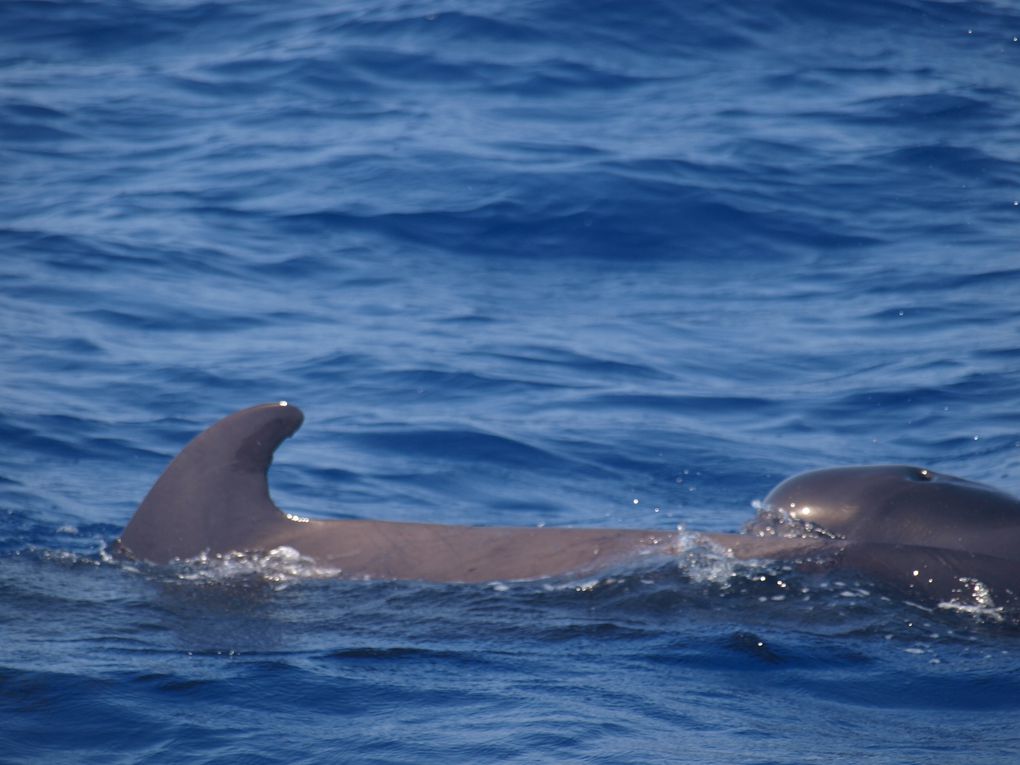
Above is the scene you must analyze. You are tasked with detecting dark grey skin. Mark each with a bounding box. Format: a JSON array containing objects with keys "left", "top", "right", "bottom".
[
  {"left": 115, "top": 403, "right": 1020, "bottom": 607},
  {"left": 745, "top": 466, "right": 1020, "bottom": 608}
]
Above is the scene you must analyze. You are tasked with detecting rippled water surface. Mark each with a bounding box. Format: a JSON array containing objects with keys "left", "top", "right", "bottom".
[{"left": 3, "top": 1, "right": 1020, "bottom": 762}]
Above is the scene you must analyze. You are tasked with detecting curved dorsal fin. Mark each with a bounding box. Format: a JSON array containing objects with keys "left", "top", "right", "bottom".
[{"left": 118, "top": 402, "right": 304, "bottom": 563}]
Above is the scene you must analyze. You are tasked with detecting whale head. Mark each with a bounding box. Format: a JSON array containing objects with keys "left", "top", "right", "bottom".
[{"left": 755, "top": 465, "right": 1020, "bottom": 561}]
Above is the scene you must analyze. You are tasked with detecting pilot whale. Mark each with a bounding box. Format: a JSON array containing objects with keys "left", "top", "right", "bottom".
[{"left": 115, "top": 402, "right": 1020, "bottom": 606}]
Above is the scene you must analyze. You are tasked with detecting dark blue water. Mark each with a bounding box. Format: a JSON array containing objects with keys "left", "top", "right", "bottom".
[{"left": 3, "top": 0, "right": 1020, "bottom": 762}]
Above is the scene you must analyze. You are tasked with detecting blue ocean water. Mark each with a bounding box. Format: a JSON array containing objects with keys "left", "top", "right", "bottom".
[{"left": 3, "top": 0, "right": 1020, "bottom": 762}]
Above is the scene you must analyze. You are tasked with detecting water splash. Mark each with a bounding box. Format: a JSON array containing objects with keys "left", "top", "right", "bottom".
[{"left": 937, "top": 577, "right": 1005, "bottom": 623}]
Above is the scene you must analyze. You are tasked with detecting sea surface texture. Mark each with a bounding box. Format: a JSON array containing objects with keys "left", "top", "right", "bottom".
[{"left": 3, "top": 0, "right": 1020, "bottom": 763}]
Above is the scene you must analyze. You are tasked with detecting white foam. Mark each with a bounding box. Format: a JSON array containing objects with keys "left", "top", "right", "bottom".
[{"left": 169, "top": 546, "right": 344, "bottom": 585}]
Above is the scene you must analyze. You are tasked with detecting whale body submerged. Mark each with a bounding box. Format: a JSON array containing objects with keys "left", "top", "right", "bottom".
[{"left": 115, "top": 403, "right": 1020, "bottom": 607}]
